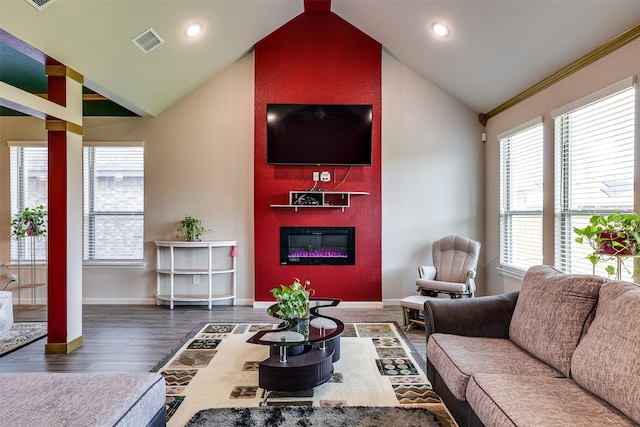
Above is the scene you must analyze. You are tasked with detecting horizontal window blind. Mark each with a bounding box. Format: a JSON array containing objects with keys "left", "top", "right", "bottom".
[
  {"left": 9, "top": 145, "right": 48, "bottom": 261},
  {"left": 555, "top": 83, "right": 635, "bottom": 279},
  {"left": 83, "top": 146, "right": 144, "bottom": 261},
  {"left": 499, "top": 118, "right": 544, "bottom": 273}
]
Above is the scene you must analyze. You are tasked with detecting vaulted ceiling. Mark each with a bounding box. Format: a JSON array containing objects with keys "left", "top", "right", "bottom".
[{"left": 1, "top": 0, "right": 640, "bottom": 119}]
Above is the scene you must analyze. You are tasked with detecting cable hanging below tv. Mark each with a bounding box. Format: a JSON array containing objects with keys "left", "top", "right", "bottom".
[{"left": 266, "top": 103, "right": 373, "bottom": 166}]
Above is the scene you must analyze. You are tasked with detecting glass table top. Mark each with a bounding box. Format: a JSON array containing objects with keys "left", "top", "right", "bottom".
[{"left": 247, "top": 298, "right": 344, "bottom": 346}]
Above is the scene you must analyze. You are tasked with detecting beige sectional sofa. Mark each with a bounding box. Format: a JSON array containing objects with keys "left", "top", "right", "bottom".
[{"left": 425, "top": 265, "right": 640, "bottom": 426}]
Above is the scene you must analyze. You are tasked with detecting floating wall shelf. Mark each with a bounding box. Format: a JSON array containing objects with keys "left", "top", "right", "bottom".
[{"left": 270, "top": 191, "right": 369, "bottom": 212}]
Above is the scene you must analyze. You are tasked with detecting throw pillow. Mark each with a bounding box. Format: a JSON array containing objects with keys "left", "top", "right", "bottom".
[
  {"left": 509, "top": 265, "right": 605, "bottom": 377},
  {"left": 571, "top": 281, "right": 640, "bottom": 424}
]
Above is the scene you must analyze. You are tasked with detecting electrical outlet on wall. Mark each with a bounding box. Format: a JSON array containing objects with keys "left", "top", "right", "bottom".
[
  {"left": 313, "top": 171, "right": 320, "bottom": 182},
  {"left": 320, "top": 171, "right": 331, "bottom": 182},
  {"left": 9, "top": 274, "right": 17, "bottom": 282}
]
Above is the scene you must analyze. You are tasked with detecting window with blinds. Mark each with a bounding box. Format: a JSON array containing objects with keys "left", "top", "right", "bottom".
[
  {"left": 553, "top": 78, "right": 635, "bottom": 279},
  {"left": 9, "top": 145, "right": 48, "bottom": 261},
  {"left": 83, "top": 145, "right": 144, "bottom": 262},
  {"left": 499, "top": 118, "right": 544, "bottom": 274}
]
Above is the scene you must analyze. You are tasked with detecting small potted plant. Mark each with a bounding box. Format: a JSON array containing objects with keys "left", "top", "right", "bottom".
[
  {"left": 175, "top": 215, "right": 211, "bottom": 242},
  {"left": 573, "top": 211, "right": 640, "bottom": 277},
  {"left": 268, "top": 278, "right": 314, "bottom": 320},
  {"left": 10, "top": 205, "right": 47, "bottom": 239}
]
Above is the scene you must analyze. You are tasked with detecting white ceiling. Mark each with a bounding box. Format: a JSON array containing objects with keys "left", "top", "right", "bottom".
[{"left": 1, "top": 0, "right": 640, "bottom": 118}]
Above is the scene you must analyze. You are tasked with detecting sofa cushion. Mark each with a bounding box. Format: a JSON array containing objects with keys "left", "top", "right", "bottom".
[
  {"left": 0, "top": 372, "right": 166, "bottom": 426},
  {"left": 571, "top": 280, "right": 640, "bottom": 424},
  {"left": 509, "top": 265, "right": 605, "bottom": 376},
  {"left": 467, "top": 374, "right": 636, "bottom": 427},
  {"left": 427, "top": 333, "right": 562, "bottom": 401}
]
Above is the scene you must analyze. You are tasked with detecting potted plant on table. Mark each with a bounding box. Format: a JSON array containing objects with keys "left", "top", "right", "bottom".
[
  {"left": 175, "top": 215, "right": 211, "bottom": 242},
  {"left": 573, "top": 211, "right": 640, "bottom": 277},
  {"left": 268, "top": 278, "right": 314, "bottom": 336}
]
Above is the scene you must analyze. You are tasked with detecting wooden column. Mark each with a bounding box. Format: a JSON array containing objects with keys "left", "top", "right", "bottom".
[{"left": 44, "top": 64, "right": 84, "bottom": 354}]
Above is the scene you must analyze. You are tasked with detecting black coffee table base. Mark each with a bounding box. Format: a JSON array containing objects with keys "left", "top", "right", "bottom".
[{"left": 259, "top": 341, "right": 336, "bottom": 406}]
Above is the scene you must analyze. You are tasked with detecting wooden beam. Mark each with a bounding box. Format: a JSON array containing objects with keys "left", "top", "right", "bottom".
[
  {"left": 46, "top": 119, "right": 84, "bottom": 135},
  {"left": 36, "top": 93, "right": 107, "bottom": 101},
  {"left": 479, "top": 21, "right": 640, "bottom": 126}
]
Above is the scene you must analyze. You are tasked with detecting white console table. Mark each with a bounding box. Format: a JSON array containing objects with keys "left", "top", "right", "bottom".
[{"left": 155, "top": 240, "right": 237, "bottom": 309}]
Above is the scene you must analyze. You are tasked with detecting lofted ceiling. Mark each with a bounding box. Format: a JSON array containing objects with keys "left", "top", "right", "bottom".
[{"left": 1, "top": 0, "right": 640, "bottom": 119}]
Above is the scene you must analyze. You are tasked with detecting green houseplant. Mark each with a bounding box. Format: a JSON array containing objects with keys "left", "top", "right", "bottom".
[
  {"left": 10, "top": 205, "right": 47, "bottom": 239},
  {"left": 175, "top": 215, "right": 211, "bottom": 242},
  {"left": 268, "top": 278, "right": 314, "bottom": 320},
  {"left": 573, "top": 211, "right": 640, "bottom": 276}
]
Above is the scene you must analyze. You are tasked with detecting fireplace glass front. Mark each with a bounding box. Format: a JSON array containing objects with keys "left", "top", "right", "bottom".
[{"left": 280, "top": 227, "right": 355, "bottom": 265}]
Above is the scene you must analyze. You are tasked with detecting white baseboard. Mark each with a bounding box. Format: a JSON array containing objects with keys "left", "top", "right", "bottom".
[
  {"left": 81, "top": 298, "right": 255, "bottom": 306},
  {"left": 9, "top": 297, "right": 393, "bottom": 307},
  {"left": 253, "top": 301, "right": 385, "bottom": 309},
  {"left": 82, "top": 297, "right": 158, "bottom": 305}
]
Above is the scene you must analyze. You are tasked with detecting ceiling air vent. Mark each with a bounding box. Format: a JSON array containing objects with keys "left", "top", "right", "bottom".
[
  {"left": 24, "top": 0, "right": 56, "bottom": 10},
  {"left": 131, "top": 28, "right": 164, "bottom": 54}
]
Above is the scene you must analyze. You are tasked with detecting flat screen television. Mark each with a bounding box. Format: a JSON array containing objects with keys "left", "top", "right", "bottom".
[{"left": 266, "top": 104, "right": 373, "bottom": 166}]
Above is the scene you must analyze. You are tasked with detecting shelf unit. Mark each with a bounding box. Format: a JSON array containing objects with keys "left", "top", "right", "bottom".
[
  {"left": 270, "top": 191, "right": 369, "bottom": 212},
  {"left": 155, "top": 240, "right": 237, "bottom": 309},
  {"left": 14, "top": 236, "right": 47, "bottom": 310}
]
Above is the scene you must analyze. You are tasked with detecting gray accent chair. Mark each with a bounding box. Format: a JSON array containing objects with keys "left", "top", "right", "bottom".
[
  {"left": 400, "top": 235, "right": 481, "bottom": 330},
  {"left": 416, "top": 235, "right": 481, "bottom": 298}
]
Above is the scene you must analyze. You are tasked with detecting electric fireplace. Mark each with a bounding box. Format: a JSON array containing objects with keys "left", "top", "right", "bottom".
[{"left": 280, "top": 227, "right": 355, "bottom": 265}]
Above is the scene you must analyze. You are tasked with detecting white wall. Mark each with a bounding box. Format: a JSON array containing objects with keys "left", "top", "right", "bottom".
[
  {"left": 1, "top": 49, "right": 486, "bottom": 304},
  {"left": 0, "top": 52, "right": 256, "bottom": 305},
  {"left": 381, "top": 51, "right": 485, "bottom": 301},
  {"left": 484, "top": 38, "right": 640, "bottom": 295}
]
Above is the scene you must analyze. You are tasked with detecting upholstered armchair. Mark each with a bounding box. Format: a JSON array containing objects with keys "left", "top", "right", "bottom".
[{"left": 416, "top": 235, "right": 481, "bottom": 298}]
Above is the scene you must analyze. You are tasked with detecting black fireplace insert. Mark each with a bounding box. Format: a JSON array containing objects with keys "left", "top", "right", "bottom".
[{"left": 280, "top": 227, "right": 355, "bottom": 265}]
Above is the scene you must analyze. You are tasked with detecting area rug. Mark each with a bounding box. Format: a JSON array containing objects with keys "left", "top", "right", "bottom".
[
  {"left": 153, "top": 322, "right": 455, "bottom": 427},
  {"left": 0, "top": 322, "right": 47, "bottom": 357},
  {"left": 186, "top": 405, "right": 443, "bottom": 426}
]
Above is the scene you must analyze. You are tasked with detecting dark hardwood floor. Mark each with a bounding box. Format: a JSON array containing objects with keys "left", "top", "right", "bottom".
[{"left": 2, "top": 305, "right": 427, "bottom": 373}]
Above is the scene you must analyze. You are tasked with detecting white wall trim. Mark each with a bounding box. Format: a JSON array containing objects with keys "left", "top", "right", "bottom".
[
  {"left": 253, "top": 301, "right": 385, "bottom": 309},
  {"left": 76, "top": 298, "right": 405, "bottom": 308},
  {"left": 82, "top": 297, "right": 158, "bottom": 305},
  {"left": 497, "top": 115, "right": 543, "bottom": 140},
  {"left": 551, "top": 76, "right": 635, "bottom": 118}
]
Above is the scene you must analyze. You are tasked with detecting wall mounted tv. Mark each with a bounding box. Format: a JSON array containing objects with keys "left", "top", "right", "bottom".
[{"left": 266, "top": 104, "right": 373, "bottom": 166}]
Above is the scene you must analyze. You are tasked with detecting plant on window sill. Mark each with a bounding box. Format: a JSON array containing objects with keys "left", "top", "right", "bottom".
[{"left": 573, "top": 211, "right": 640, "bottom": 277}]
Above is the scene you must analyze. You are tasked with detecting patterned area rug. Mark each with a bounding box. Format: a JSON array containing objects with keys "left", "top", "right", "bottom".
[
  {"left": 153, "top": 322, "right": 456, "bottom": 427},
  {"left": 0, "top": 322, "right": 47, "bottom": 357},
  {"left": 187, "top": 406, "right": 443, "bottom": 426}
]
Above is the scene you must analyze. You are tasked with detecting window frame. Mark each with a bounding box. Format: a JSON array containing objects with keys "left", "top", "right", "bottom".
[
  {"left": 498, "top": 117, "right": 545, "bottom": 276},
  {"left": 8, "top": 141, "right": 145, "bottom": 267},
  {"left": 552, "top": 77, "right": 636, "bottom": 279}
]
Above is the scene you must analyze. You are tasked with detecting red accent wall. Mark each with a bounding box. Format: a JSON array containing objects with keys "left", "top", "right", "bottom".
[{"left": 254, "top": 9, "right": 382, "bottom": 302}]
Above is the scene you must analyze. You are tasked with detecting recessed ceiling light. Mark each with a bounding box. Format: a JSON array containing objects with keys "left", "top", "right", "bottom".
[
  {"left": 185, "top": 23, "right": 202, "bottom": 38},
  {"left": 432, "top": 22, "right": 449, "bottom": 37}
]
